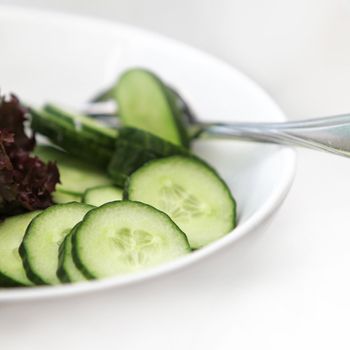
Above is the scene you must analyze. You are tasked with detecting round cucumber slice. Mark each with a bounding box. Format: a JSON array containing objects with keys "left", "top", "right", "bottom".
[
  {"left": 115, "top": 69, "right": 189, "bottom": 147},
  {"left": 73, "top": 201, "right": 191, "bottom": 279},
  {"left": 126, "top": 156, "right": 236, "bottom": 249},
  {"left": 82, "top": 186, "right": 123, "bottom": 206},
  {"left": 0, "top": 211, "right": 41, "bottom": 287},
  {"left": 57, "top": 225, "right": 87, "bottom": 283},
  {"left": 20, "top": 203, "right": 93, "bottom": 285}
]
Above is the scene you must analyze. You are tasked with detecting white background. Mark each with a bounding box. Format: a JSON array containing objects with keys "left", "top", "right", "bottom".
[
  {"left": 2, "top": 0, "right": 350, "bottom": 117},
  {"left": 1, "top": 1, "right": 350, "bottom": 349}
]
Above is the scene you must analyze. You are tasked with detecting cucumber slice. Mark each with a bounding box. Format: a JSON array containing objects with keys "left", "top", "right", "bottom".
[
  {"left": 35, "top": 145, "right": 113, "bottom": 194},
  {"left": 43, "top": 103, "right": 117, "bottom": 147},
  {"left": 20, "top": 203, "right": 93, "bottom": 285},
  {"left": 57, "top": 225, "right": 87, "bottom": 283},
  {"left": 82, "top": 186, "right": 123, "bottom": 206},
  {"left": 0, "top": 211, "right": 40, "bottom": 287},
  {"left": 73, "top": 201, "right": 191, "bottom": 279},
  {"left": 126, "top": 156, "right": 236, "bottom": 249},
  {"left": 52, "top": 191, "right": 81, "bottom": 204},
  {"left": 92, "top": 82, "right": 194, "bottom": 124},
  {"left": 107, "top": 127, "right": 188, "bottom": 182},
  {"left": 115, "top": 69, "right": 189, "bottom": 147},
  {"left": 31, "top": 108, "right": 113, "bottom": 167}
]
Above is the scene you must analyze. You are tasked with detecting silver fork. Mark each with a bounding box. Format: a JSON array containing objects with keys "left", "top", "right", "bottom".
[{"left": 82, "top": 100, "right": 350, "bottom": 158}]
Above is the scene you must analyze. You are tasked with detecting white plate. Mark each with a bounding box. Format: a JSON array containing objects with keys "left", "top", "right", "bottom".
[{"left": 0, "top": 5, "right": 296, "bottom": 302}]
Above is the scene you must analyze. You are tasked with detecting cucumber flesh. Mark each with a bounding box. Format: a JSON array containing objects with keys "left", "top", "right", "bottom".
[
  {"left": 20, "top": 203, "right": 93, "bottom": 285},
  {"left": 34, "top": 145, "right": 113, "bottom": 194},
  {"left": 52, "top": 191, "right": 81, "bottom": 204},
  {"left": 126, "top": 156, "right": 236, "bottom": 249},
  {"left": 115, "top": 69, "right": 189, "bottom": 147},
  {"left": 0, "top": 211, "right": 40, "bottom": 287},
  {"left": 83, "top": 186, "right": 123, "bottom": 206},
  {"left": 92, "top": 82, "right": 195, "bottom": 124},
  {"left": 73, "top": 201, "right": 191, "bottom": 279},
  {"left": 57, "top": 225, "right": 87, "bottom": 283}
]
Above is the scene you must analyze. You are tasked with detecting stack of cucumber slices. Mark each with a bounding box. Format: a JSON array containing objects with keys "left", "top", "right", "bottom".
[{"left": 0, "top": 68, "right": 236, "bottom": 288}]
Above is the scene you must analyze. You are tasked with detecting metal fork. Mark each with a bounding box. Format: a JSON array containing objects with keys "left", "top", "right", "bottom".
[{"left": 81, "top": 100, "right": 350, "bottom": 158}]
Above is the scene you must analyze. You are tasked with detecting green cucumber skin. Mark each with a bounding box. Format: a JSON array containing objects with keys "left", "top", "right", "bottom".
[
  {"left": 32, "top": 126, "right": 112, "bottom": 168},
  {"left": 43, "top": 104, "right": 117, "bottom": 148},
  {"left": 115, "top": 68, "right": 190, "bottom": 148},
  {"left": 0, "top": 272, "right": 27, "bottom": 288},
  {"left": 162, "top": 83, "right": 190, "bottom": 149},
  {"left": 57, "top": 234, "right": 71, "bottom": 283},
  {"left": 32, "top": 109, "right": 126, "bottom": 182},
  {"left": 57, "top": 225, "right": 87, "bottom": 284},
  {"left": 71, "top": 229, "right": 95, "bottom": 280},
  {"left": 19, "top": 239, "right": 47, "bottom": 285},
  {"left": 168, "top": 87, "right": 197, "bottom": 125},
  {"left": 117, "top": 127, "right": 188, "bottom": 157},
  {"left": 107, "top": 140, "right": 157, "bottom": 183},
  {"left": 33, "top": 106, "right": 189, "bottom": 184},
  {"left": 107, "top": 127, "right": 188, "bottom": 182},
  {"left": 31, "top": 108, "right": 113, "bottom": 167}
]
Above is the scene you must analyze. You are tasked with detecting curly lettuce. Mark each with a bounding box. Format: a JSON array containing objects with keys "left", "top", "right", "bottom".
[{"left": 0, "top": 95, "right": 59, "bottom": 217}]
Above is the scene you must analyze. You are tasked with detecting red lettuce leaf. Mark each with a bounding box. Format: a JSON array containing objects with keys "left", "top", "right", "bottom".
[
  {"left": 0, "top": 95, "right": 60, "bottom": 218},
  {"left": 0, "top": 94, "right": 35, "bottom": 152}
]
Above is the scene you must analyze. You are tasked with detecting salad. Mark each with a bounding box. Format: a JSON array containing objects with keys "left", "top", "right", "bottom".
[{"left": 0, "top": 68, "right": 236, "bottom": 287}]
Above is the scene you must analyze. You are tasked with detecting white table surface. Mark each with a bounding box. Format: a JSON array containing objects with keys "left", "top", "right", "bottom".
[{"left": 1, "top": 1, "right": 350, "bottom": 349}]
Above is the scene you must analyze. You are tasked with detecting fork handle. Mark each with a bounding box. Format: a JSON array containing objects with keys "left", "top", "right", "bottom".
[{"left": 196, "top": 114, "right": 350, "bottom": 157}]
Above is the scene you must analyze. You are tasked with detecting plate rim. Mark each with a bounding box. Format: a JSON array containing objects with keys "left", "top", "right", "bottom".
[{"left": 0, "top": 4, "right": 297, "bottom": 302}]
